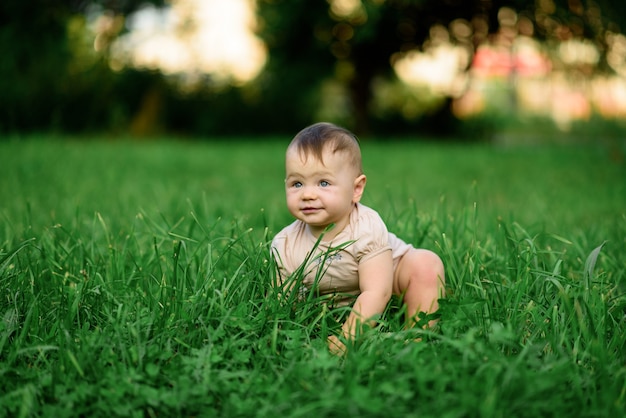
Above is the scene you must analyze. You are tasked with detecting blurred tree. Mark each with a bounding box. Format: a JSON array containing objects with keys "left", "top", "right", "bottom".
[
  {"left": 256, "top": 0, "right": 626, "bottom": 136},
  {"left": 2, "top": 0, "right": 625, "bottom": 137},
  {"left": 253, "top": 0, "right": 339, "bottom": 134},
  {"left": 0, "top": 0, "right": 163, "bottom": 133},
  {"left": 0, "top": 0, "right": 69, "bottom": 131}
]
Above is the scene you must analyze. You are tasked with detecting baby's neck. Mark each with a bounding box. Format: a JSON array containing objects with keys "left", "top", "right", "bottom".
[{"left": 307, "top": 219, "right": 349, "bottom": 242}]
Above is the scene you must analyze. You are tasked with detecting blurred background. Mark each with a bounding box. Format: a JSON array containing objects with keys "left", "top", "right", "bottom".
[{"left": 2, "top": 0, "right": 626, "bottom": 141}]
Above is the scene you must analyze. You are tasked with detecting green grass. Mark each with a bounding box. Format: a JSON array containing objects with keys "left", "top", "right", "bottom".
[{"left": 1, "top": 136, "right": 625, "bottom": 417}]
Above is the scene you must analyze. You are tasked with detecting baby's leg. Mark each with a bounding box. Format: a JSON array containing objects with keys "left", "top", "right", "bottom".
[{"left": 393, "top": 249, "right": 445, "bottom": 328}]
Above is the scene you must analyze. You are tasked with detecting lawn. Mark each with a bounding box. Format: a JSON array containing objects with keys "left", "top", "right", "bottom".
[{"left": 1, "top": 136, "right": 625, "bottom": 417}]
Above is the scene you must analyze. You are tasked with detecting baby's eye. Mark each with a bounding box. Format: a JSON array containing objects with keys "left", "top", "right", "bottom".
[
  {"left": 292, "top": 181, "right": 303, "bottom": 188},
  {"left": 320, "top": 180, "right": 330, "bottom": 187}
]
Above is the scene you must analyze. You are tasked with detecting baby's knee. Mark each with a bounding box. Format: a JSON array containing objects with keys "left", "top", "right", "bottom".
[
  {"left": 413, "top": 249, "right": 445, "bottom": 280},
  {"left": 395, "top": 249, "right": 445, "bottom": 295}
]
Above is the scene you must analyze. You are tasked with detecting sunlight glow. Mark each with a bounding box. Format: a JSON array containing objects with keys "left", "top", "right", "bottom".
[{"left": 110, "top": 0, "right": 266, "bottom": 85}]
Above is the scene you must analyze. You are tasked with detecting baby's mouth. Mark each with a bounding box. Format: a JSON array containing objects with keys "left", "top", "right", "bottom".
[{"left": 301, "top": 206, "right": 321, "bottom": 214}]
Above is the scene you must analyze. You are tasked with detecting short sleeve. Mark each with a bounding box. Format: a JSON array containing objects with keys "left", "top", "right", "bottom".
[{"left": 353, "top": 206, "right": 392, "bottom": 264}]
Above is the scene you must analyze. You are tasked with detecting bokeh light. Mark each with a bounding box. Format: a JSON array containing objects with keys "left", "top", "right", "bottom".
[{"left": 88, "top": 1, "right": 626, "bottom": 133}]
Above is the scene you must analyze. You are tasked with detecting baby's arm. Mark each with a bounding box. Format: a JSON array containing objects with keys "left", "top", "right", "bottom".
[{"left": 331, "top": 250, "right": 394, "bottom": 352}]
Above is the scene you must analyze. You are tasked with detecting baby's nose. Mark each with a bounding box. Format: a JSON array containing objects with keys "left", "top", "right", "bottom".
[{"left": 301, "top": 186, "right": 316, "bottom": 199}]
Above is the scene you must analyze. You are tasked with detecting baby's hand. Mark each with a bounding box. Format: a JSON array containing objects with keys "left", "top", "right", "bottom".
[{"left": 327, "top": 335, "right": 346, "bottom": 356}]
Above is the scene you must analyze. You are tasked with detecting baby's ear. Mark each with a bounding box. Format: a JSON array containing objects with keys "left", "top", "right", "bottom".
[{"left": 352, "top": 174, "right": 367, "bottom": 202}]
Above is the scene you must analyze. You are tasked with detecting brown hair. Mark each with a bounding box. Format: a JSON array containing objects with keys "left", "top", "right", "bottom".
[{"left": 287, "top": 122, "right": 362, "bottom": 174}]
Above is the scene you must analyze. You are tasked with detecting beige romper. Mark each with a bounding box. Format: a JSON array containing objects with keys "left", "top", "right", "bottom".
[{"left": 271, "top": 203, "right": 413, "bottom": 306}]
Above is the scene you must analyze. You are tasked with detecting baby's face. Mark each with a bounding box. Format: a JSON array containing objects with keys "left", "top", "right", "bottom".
[{"left": 285, "top": 146, "right": 364, "bottom": 238}]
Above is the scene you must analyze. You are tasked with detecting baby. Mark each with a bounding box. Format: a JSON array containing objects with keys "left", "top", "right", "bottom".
[{"left": 271, "top": 122, "right": 445, "bottom": 353}]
